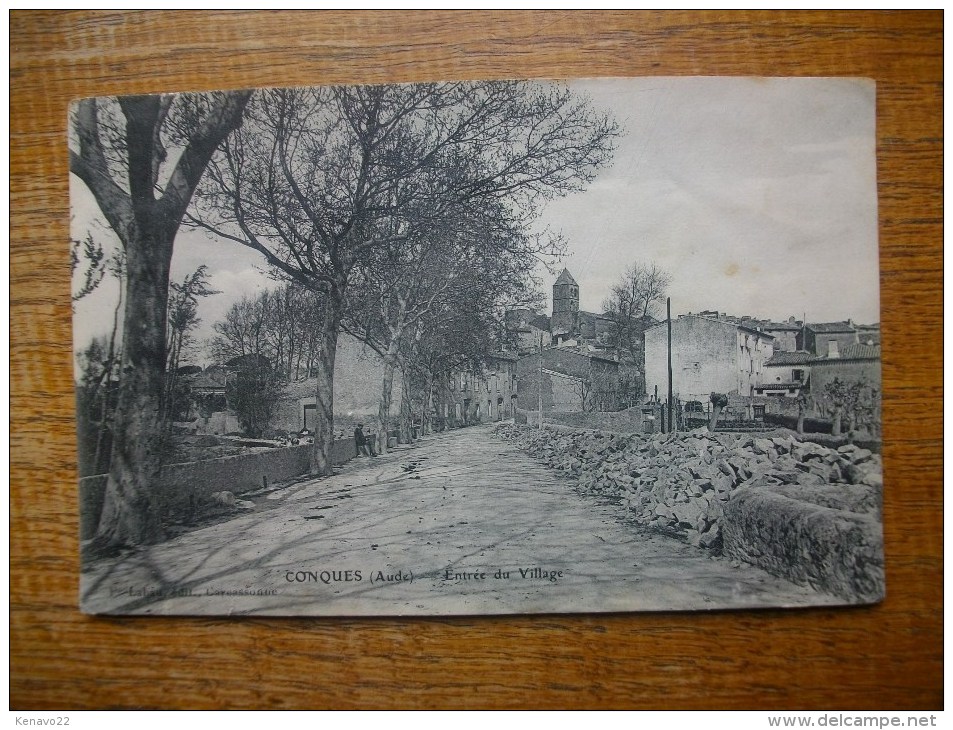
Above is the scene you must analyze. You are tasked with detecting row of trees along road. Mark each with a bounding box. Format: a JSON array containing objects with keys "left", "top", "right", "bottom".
[{"left": 71, "top": 82, "right": 619, "bottom": 550}]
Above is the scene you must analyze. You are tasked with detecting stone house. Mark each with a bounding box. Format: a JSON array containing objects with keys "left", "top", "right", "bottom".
[
  {"left": 516, "top": 345, "right": 619, "bottom": 414},
  {"left": 505, "top": 308, "right": 551, "bottom": 356},
  {"left": 797, "top": 321, "right": 861, "bottom": 357},
  {"left": 577, "top": 310, "right": 617, "bottom": 348},
  {"left": 434, "top": 354, "right": 518, "bottom": 427},
  {"left": 270, "top": 334, "right": 405, "bottom": 437},
  {"left": 755, "top": 350, "right": 813, "bottom": 398},
  {"left": 761, "top": 317, "right": 804, "bottom": 352},
  {"left": 690, "top": 311, "right": 803, "bottom": 353},
  {"left": 806, "top": 343, "right": 882, "bottom": 434},
  {"left": 644, "top": 315, "right": 775, "bottom": 404},
  {"left": 808, "top": 343, "right": 881, "bottom": 402},
  {"left": 507, "top": 268, "right": 628, "bottom": 355}
]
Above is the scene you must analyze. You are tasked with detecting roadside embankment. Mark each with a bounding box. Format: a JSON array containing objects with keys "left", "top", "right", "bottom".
[{"left": 494, "top": 423, "right": 884, "bottom": 602}]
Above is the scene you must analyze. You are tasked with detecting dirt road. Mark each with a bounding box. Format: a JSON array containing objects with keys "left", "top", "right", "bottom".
[{"left": 81, "top": 424, "right": 838, "bottom": 615}]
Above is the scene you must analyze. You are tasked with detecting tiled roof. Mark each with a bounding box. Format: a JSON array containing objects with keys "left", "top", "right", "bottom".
[
  {"left": 763, "top": 321, "right": 802, "bottom": 331},
  {"left": 814, "top": 343, "right": 881, "bottom": 361},
  {"left": 737, "top": 323, "right": 774, "bottom": 339},
  {"left": 554, "top": 268, "right": 577, "bottom": 286},
  {"left": 755, "top": 382, "right": 805, "bottom": 391},
  {"left": 765, "top": 351, "right": 813, "bottom": 366},
  {"left": 806, "top": 322, "right": 855, "bottom": 333},
  {"left": 643, "top": 315, "right": 768, "bottom": 338}
]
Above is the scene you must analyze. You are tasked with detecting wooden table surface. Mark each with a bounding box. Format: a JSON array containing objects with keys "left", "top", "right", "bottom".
[{"left": 10, "top": 11, "right": 942, "bottom": 710}]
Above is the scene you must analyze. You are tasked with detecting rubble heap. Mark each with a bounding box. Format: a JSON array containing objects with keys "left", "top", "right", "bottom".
[{"left": 494, "top": 423, "right": 884, "bottom": 601}]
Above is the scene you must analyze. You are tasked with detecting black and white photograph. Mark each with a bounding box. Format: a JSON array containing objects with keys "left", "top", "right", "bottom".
[{"left": 71, "top": 76, "right": 884, "bottom": 616}]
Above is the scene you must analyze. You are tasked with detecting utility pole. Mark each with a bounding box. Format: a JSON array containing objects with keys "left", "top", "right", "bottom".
[
  {"left": 667, "top": 297, "right": 673, "bottom": 434},
  {"left": 537, "top": 331, "right": 543, "bottom": 430}
]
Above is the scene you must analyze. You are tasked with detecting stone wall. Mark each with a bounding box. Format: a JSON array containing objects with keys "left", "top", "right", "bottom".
[
  {"left": 518, "top": 408, "right": 646, "bottom": 433},
  {"left": 79, "top": 436, "right": 358, "bottom": 540},
  {"left": 722, "top": 485, "right": 884, "bottom": 602},
  {"left": 494, "top": 423, "right": 883, "bottom": 602}
]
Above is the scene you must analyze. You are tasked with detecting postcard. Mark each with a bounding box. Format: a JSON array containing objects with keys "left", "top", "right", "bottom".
[{"left": 72, "top": 77, "right": 883, "bottom": 615}]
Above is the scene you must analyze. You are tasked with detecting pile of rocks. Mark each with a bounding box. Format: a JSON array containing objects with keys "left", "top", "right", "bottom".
[{"left": 494, "top": 423, "right": 882, "bottom": 556}]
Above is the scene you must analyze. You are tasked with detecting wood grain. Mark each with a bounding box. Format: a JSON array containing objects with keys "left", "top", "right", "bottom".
[{"left": 11, "top": 10, "right": 942, "bottom": 710}]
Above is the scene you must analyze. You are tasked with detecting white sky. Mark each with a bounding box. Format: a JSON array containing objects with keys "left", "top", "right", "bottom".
[
  {"left": 72, "top": 77, "right": 880, "bottom": 362},
  {"left": 542, "top": 77, "right": 879, "bottom": 323}
]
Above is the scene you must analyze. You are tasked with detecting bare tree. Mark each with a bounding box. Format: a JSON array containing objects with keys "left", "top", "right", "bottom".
[
  {"left": 164, "top": 265, "right": 219, "bottom": 423},
  {"left": 343, "top": 200, "right": 548, "bottom": 450},
  {"left": 190, "top": 82, "right": 618, "bottom": 475},
  {"left": 211, "top": 283, "right": 325, "bottom": 380},
  {"left": 210, "top": 294, "right": 269, "bottom": 364},
  {"left": 602, "top": 261, "right": 671, "bottom": 358},
  {"left": 70, "top": 90, "right": 252, "bottom": 550}
]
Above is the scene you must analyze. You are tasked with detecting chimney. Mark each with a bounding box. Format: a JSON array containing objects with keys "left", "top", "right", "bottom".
[{"left": 827, "top": 340, "right": 840, "bottom": 359}]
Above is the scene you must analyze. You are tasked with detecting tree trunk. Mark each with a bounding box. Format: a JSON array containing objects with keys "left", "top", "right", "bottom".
[
  {"left": 376, "top": 345, "right": 399, "bottom": 454},
  {"left": 796, "top": 410, "right": 805, "bottom": 434},
  {"left": 832, "top": 407, "right": 843, "bottom": 437},
  {"left": 73, "top": 90, "right": 252, "bottom": 552},
  {"left": 422, "top": 371, "right": 434, "bottom": 435},
  {"left": 93, "top": 283, "right": 124, "bottom": 474},
  {"left": 708, "top": 393, "right": 728, "bottom": 433},
  {"left": 309, "top": 285, "right": 344, "bottom": 476},
  {"left": 93, "top": 227, "right": 173, "bottom": 550},
  {"left": 399, "top": 368, "right": 413, "bottom": 443}
]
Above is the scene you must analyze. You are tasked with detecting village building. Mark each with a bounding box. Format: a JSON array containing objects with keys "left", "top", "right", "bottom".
[
  {"left": 643, "top": 314, "right": 775, "bottom": 405},
  {"left": 511, "top": 268, "right": 627, "bottom": 414},
  {"left": 516, "top": 346, "right": 619, "bottom": 414},
  {"left": 854, "top": 323, "right": 881, "bottom": 346},
  {"left": 755, "top": 350, "right": 813, "bottom": 398},
  {"left": 546, "top": 268, "right": 622, "bottom": 351},
  {"left": 808, "top": 342, "right": 882, "bottom": 401},
  {"left": 550, "top": 268, "right": 580, "bottom": 344},
  {"left": 760, "top": 317, "right": 804, "bottom": 352},
  {"left": 505, "top": 308, "right": 551, "bottom": 356},
  {"left": 798, "top": 321, "right": 867, "bottom": 357},
  {"left": 270, "top": 334, "right": 407, "bottom": 437},
  {"left": 577, "top": 310, "right": 617, "bottom": 348},
  {"left": 434, "top": 353, "right": 518, "bottom": 428},
  {"left": 691, "top": 311, "right": 804, "bottom": 352}
]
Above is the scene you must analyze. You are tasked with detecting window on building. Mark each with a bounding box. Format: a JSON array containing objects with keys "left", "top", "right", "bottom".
[
  {"left": 753, "top": 404, "right": 766, "bottom": 419},
  {"left": 792, "top": 369, "right": 804, "bottom": 382}
]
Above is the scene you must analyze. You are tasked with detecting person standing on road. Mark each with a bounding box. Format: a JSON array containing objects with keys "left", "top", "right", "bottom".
[{"left": 354, "top": 424, "right": 376, "bottom": 457}]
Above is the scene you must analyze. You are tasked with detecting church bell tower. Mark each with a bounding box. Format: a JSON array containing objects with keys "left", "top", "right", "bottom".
[{"left": 551, "top": 268, "right": 579, "bottom": 342}]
